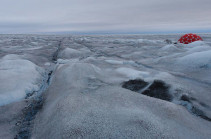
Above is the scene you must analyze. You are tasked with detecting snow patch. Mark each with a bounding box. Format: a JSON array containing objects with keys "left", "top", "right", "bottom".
[
  {"left": 161, "top": 44, "right": 182, "bottom": 52},
  {"left": 105, "top": 59, "right": 137, "bottom": 66},
  {"left": 137, "top": 39, "right": 163, "bottom": 44},
  {"left": 59, "top": 47, "right": 91, "bottom": 59},
  {"left": 44, "top": 62, "right": 51, "bottom": 66},
  {"left": 1, "top": 54, "right": 22, "bottom": 60},
  {"left": 186, "top": 41, "right": 206, "bottom": 47},
  {"left": 112, "top": 38, "right": 163, "bottom": 45},
  {"left": 55, "top": 62, "right": 103, "bottom": 89},
  {"left": 176, "top": 50, "right": 211, "bottom": 70},
  {"left": 0, "top": 55, "right": 44, "bottom": 106},
  {"left": 105, "top": 60, "right": 123, "bottom": 65},
  {"left": 116, "top": 67, "right": 150, "bottom": 79}
]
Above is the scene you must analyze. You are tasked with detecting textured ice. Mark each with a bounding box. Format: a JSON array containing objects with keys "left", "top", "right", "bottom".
[
  {"left": 176, "top": 50, "right": 211, "bottom": 70},
  {"left": 32, "top": 59, "right": 211, "bottom": 139},
  {"left": 58, "top": 47, "right": 91, "bottom": 59},
  {"left": 105, "top": 59, "right": 123, "bottom": 65},
  {"left": 116, "top": 67, "right": 150, "bottom": 79},
  {"left": 0, "top": 54, "right": 44, "bottom": 106},
  {"left": 0, "top": 34, "right": 211, "bottom": 139}
]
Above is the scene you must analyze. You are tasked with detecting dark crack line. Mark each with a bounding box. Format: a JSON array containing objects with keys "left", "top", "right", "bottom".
[
  {"left": 52, "top": 40, "right": 63, "bottom": 62},
  {"left": 14, "top": 39, "right": 64, "bottom": 139}
]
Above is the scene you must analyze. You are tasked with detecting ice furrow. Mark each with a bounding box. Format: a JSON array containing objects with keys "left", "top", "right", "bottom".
[{"left": 14, "top": 39, "right": 64, "bottom": 139}]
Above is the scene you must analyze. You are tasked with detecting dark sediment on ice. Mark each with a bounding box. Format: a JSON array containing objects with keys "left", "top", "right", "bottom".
[
  {"left": 122, "top": 79, "right": 149, "bottom": 92},
  {"left": 122, "top": 79, "right": 211, "bottom": 122},
  {"left": 142, "top": 80, "right": 172, "bottom": 101}
]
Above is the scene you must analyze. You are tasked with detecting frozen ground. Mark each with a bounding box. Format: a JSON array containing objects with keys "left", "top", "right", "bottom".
[{"left": 0, "top": 34, "right": 211, "bottom": 138}]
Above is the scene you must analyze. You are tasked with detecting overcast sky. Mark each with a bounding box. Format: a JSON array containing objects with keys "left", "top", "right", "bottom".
[{"left": 0, "top": 0, "right": 211, "bottom": 34}]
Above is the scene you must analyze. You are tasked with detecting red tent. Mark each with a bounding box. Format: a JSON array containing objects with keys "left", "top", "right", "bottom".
[{"left": 178, "top": 33, "right": 203, "bottom": 44}]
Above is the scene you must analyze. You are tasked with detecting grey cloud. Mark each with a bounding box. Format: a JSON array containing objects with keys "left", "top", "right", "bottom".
[{"left": 0, "top": 0, "right": 211, "bottom": 33}]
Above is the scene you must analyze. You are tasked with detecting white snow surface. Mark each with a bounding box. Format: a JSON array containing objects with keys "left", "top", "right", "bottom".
[
  {"left": 0, "top": 54, "right": 44, "bottom": 106},
  {"left": 32, "top": 60, "right": 211, "bottom": 139},
  {"left": 58, "top": 47, "right": 91, "bottom": 59},
  {"left": 116, "top": 67, "right": 150, "bottom": 79},
  {"left": 0, "top": 34, "right": 211, "bottom": 138},
  {"left": 176, "top": 50, "right": 211, "bottom": 69}
]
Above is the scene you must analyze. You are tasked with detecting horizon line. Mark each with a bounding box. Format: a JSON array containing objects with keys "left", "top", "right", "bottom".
[{"left": 1, "top": 30, "right": 211, "bottom": 35}]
